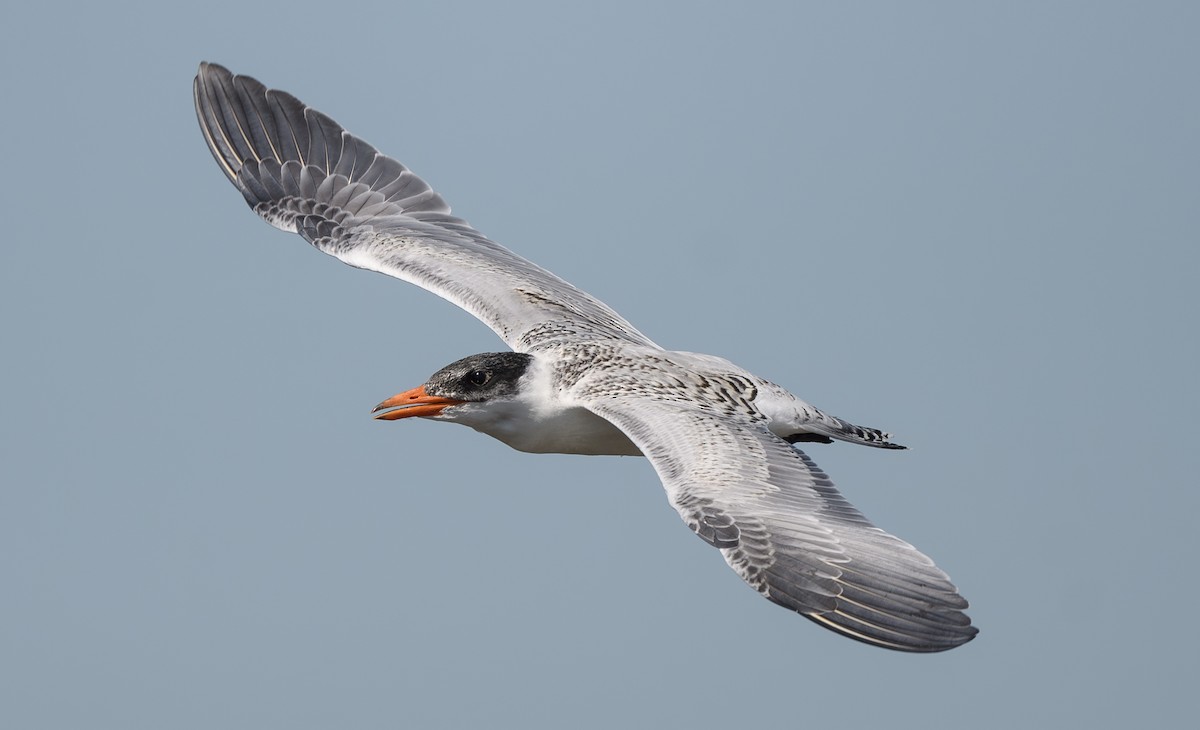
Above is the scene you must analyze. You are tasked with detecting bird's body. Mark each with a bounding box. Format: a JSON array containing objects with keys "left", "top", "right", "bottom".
[
  {"left": 421, "top": 344, "right": 897, "bottom": 457},
  {"left": 194, "top": 62, "right": 977, "bottom": 652}
]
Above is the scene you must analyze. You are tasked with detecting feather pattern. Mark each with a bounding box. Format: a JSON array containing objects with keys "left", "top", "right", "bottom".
[
  {"left": 579, "top": 368, "right": 976, "bottom": 652},
  {"left": 194, "top": 62, "right": 656, "bottom": 352}
]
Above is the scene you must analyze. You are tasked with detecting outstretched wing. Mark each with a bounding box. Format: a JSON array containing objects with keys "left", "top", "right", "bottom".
[
  {"left": 586, "top": 396, "right": 977, "bottom": 652},
  {"left": 194, "top": 62, "right": 657, "bottom": 352}
]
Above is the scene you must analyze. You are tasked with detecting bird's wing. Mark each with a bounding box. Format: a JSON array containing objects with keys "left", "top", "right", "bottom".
[
  {"left": 583, "top": 394, "right": 977, "bottom": 652},
  {"left": 194, "top": 62, "right": 657, "bottom": 352}
]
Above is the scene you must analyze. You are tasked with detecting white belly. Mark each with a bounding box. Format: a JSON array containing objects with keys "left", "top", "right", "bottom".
[{"left": 447, "top": 401, "right": 643, "bottom": 456}]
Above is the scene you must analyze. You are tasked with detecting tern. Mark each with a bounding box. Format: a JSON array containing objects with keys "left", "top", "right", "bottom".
[{"left": 194, "top": 62, "right": 976, "bottom": 652}]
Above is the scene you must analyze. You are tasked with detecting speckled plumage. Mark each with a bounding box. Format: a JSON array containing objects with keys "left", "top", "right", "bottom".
[{"left": 195, "top": 62, "right": 976, "bottom": 652}]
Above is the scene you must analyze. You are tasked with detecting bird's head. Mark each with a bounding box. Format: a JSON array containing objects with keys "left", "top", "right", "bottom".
[{"left": 372, "top": 352, "right": 535, "bottom": 421}]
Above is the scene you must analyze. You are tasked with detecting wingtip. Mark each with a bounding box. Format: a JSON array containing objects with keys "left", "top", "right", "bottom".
[
  {"left": 195, "top": 60, "right": 229, "bottom": 84},
  {"left": 193, "top": 62, "right": 241, "bottom": 184},
  {"left": 804, "top": 610, "right": 978, "bottom": 653},
  {"left": 197, "top": 60, "right": 231, "bottom": 73}
]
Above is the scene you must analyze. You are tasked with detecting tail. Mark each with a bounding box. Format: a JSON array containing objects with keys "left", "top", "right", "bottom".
[
  {"left": 784, "top": 411, "right": 907, "bottom": 450},
  {"left": 193, "top": 62, "right": 450, "bottom": 237}
]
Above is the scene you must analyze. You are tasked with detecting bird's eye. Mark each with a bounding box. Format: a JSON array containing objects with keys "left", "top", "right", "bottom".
[{"left": 467, "top": 370, "right": 492, "bottom": 387}]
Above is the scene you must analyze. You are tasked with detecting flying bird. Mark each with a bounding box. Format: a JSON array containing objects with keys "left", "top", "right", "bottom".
[{"left": 194, "top": 62, "right": 976, "bottom": 652}]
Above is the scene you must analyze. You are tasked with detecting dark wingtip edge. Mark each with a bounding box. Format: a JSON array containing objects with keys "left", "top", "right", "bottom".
[
  {"left": 193, "top": 61, "right": 241, "bottom": 184},
  {"left": 804, "top": 612, "right": 978, "bottom": 653}
]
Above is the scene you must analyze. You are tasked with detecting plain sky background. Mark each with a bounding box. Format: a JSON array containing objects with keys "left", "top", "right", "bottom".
[{"left": 3, "top": 1, "right": 1197, "bottom": 727}]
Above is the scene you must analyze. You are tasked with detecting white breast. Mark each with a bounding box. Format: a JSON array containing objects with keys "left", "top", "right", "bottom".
[{"left": 442, "top": 398, "right": 643, "bottom": 456}]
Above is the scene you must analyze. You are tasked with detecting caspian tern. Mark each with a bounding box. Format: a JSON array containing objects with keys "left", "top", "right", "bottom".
[{"left": 194, "top": 62, "right": 976, "bottom": 652}]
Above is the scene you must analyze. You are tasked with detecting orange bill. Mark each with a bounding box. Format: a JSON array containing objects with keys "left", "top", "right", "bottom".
[{"left": 372, "top": 386, "right": 466, "bottom": 420}]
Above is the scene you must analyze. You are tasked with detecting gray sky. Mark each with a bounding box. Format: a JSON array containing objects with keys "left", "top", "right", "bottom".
[{"left": 3, "top": 1, "right": 1197, "bottom": 727}]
